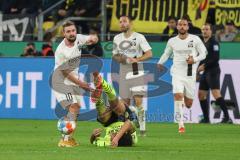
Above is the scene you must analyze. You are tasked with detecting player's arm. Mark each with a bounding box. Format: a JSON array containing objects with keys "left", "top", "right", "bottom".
[
  {"left": 86, "top": 34, "right": 98, "bottom": 45},
  {"left": 90, "top": 128, "right": 102, "bottom": 144},
  {"left": 135, "top": 50, "right": 152, "bottom": 62},
  {"left": 77, "top": 34, "right": 98, "bottom": 46},
  {"left": 193, "top": 37, "right": 207, "bottom": 63},
  {"left": 135, "top": 35, "right": 152, "bottom": 62},
  {"left": 61, "top": 70, "right": 92, "bottom": 91},
  {"left": 157, "top": 40, "right": 173, "bottom": 71},
  {"left": 111, "top": 120, "right": 133, "bottom": 147}
]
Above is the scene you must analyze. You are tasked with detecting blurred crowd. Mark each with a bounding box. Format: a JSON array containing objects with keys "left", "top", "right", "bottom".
[
  {"left": 0, "top": 0, "right": 239, "bottom": 57},
  {"left": 161, "top": 15, "right": 240, "bottom": 42}
]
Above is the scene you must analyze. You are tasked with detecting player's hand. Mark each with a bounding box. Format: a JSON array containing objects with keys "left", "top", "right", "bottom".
[
  {"left": 86, "top": 35, "right": 98, "bottom": 45},
  {"left": 90, "top": 128, "right": 102, "bottom": 144},
  {"left": 92, "top": 128, "right": 102, "bottom": 137},
  {"left": 79, "top": 81, "right": 94, "bottom": 92},
  {"left": 197, "top": 64, "right": 205, "bottom": 72},
  {"left": 186, "top": 55, "right": 194, "bottom": 64},
  {"left": 111, "top": 137, "right": 119, "bottom": 148},
  {"left": 127, "top": 57, "right": 138, "bottom": 64},
  {"left": 157, "top": 64, "right": 164, "bottom": 71}
]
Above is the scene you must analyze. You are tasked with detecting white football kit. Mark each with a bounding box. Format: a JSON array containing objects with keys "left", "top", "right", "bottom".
[
  {"left": 53, "top": 34, "right": 90, "bottom": 108},
  {"left": 112, "top": 32, "right": 152, "bottom": 98},
  {"left": 158, "top": 34, "right": 207, "bottom": 99}
]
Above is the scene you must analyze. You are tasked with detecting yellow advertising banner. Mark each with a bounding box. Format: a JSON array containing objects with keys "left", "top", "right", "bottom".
[
  {"left": 110, "top": 0, "right": 209, "bottom": 33},
  {"left": 215, "top": 0, "right": 240, "bottom": 27}
]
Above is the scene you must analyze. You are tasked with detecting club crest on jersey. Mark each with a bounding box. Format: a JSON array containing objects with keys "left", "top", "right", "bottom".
[
  {"left": 188, "top": 40, "right": 194, "bottom": 48},
  {"left": 130, "top": 38, "right": 136, "bottom": 46}
]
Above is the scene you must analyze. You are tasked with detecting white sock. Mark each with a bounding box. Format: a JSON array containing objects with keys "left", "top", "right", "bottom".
[
  {"left": 137, "top": 106, "right": 146, "bottom": 131},
  {"left": 62, "top": 134, "right": 70, "bottom": 141},
  {"left": 174, "top": 101, "right": 184, "bottom": 128}
]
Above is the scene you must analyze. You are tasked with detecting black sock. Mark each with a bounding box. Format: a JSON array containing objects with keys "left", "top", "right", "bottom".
[
  {"left": 200, "top": 99, "right": 209, "bottom": 121},
  {"left": 216, "top": 97, "right": 229, "bottom": 119}
]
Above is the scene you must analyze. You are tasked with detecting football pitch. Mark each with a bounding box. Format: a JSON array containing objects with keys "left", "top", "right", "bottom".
[{"left": 0, "top": 119, "right": 239, "bottom": 160}]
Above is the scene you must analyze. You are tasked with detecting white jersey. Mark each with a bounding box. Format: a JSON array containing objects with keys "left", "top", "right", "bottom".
[
  {"left": 112, "top": 32, "right": 152, "bottom": 74},
  {"left": 54, "top": 34, "right": 90, "bottom": 85},
  {"left": 158, "top": 34, "right": 207, "bottom": 78}
]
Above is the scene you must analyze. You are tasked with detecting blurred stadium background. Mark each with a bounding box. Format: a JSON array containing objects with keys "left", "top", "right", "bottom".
[{"left": 0, "top": 0, "right": 240, "bottom": 159}]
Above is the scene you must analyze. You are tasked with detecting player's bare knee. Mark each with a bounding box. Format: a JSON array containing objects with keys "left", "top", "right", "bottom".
[
  {"left": 185, "top": 100, "right": 193, "bottom": 108},
  {"left": 198, "top": 92, "right": 206, "bottom": 100},
  {"left": 69, "top": 103, "right": 80, "bottom": 111},
  {"left": 211, "top": 89, "right": 221, "bottom": 99},
  {"left": 185, "top": 104, "right": 192, "bottom": 108}
]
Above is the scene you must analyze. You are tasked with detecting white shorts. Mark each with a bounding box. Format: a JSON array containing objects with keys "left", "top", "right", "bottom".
[
  {"left": 119, "top": 75, "right": 147, "bottom": 99},
  {"left": 172, "top": 76, "right": 196, "bottom": 99},
  {"left": 53, "top": 85, "right": 84, "bottom": 109}
]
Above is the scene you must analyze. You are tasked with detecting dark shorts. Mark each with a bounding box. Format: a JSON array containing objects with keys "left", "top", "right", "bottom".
[
  {"left": 97, "top": 105, "right": 135, "bottom": 127},
  {"left": 97, "top": 111, "right": 119, "bottom": 127},
  {"left": 199, "top": 67, "right": 221, "bottom": 90}
]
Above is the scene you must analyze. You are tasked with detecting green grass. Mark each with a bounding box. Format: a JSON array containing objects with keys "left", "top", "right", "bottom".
[{"left": 0, "top": 119, "right": 239, "bottom": 160}]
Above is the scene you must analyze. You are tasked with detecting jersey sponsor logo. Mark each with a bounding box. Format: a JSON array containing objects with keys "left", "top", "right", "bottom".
[
  {"left": 130, "top": 39, "right": 137, "bottom": 46},
  {"left": 117, "top": 40, "right": 138, "bottom": 56},
  {"left": 188, "top": 40, "right": 194, "bottom": 48}
]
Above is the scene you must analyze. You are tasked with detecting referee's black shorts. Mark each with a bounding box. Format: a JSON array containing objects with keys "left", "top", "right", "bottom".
[{"left": 199, "top": 67, "right": 221, "bottom": 90}]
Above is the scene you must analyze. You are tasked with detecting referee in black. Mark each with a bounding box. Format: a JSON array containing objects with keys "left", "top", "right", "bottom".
[{"left": 197, "top": 23, "right": 232, "bottom": 124}]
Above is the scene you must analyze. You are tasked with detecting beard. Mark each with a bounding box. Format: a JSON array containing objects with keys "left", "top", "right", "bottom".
[
  {"left": 121, "top": 27, "right": 129, "bottom": 33},
  {"left": 203, "top": 34, "right": 210, "bottom": 39},
  {"left": 178, "top": 29, "right": 187, "bottom": 35},
  {"left": 66, "top": 35, "right": 76, "bottom": 43}
]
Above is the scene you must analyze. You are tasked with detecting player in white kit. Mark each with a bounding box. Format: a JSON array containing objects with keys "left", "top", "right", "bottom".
[
  {"left": 52, "top": 21, "right": 98, "bottom": 147},
  {"left": 112, "top": 16, "right": 152, "bottom": 136},
  {"left": 157, "top": 18, "right": 207, "bottom": 133}
]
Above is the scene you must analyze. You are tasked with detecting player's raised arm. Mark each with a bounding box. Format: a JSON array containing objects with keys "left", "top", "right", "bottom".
[
  {"left": 194, "top": 37, "right": 207, "bottom": 63},
  {"left": 157, "top": 40, "right": 173, "bottom": 70},
  {"left": 86, "top": 34, "right": 98, "bottom": 45},
  {"left": 111, "top": 120, "right": 133, "bottom": 147},
  {"left": 77, "top": 34, "right": 98, "bottom": 45}
]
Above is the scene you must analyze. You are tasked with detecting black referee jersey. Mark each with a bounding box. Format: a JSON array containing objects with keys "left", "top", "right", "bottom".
[{"left": 200, "top": 36, "right": 220, "bottom": 71}]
